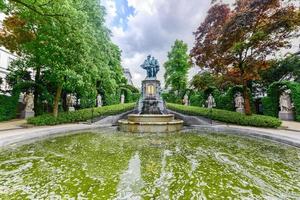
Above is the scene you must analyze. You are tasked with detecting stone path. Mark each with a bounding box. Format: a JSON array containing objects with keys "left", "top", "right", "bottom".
[{"left": 0, "top": 119, "right": 26, "bottom": 131}]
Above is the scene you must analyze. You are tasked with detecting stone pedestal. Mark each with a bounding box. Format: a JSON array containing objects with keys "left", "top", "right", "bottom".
[
  {"left": 138, "top": 78, "right": 166, "bottom": 114},
  {"left": 68, "top": 107, "right": 75, "bottom": 112},
  {"left": 21, "top": 111, "right": 35, "bottom": 119},
  {"left": 279, "top": 111, "right": 294, "bottom": 121},
  {"left": 236, "top": 108, "right": 245, "bottom": 114}
]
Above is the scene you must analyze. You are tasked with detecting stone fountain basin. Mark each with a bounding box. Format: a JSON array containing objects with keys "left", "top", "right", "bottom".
[
  {"left": 118, "top": 114, "right": 183, "bottom": 133},
  {"left": 127, "top": 114, "right": 174, "bottom": 122}
]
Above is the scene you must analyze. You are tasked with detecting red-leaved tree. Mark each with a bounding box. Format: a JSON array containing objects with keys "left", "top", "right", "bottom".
[{"left": 191, "top": 0, "right": 300, "bottom": 115}]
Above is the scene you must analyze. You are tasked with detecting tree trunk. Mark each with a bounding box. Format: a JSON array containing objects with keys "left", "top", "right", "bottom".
[
  {"left": 53, "top": 84, "right": 62, "bottom": 117},
  {"left": 243, "top": 83, "right": 252, "bottom": 115}
]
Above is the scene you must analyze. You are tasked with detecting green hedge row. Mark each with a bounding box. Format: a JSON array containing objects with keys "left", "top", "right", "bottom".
[
  {"left": 167, "top": 103, "right": 282, "bottom": 128},
  {"left": 0, "top": 91, "right": 20, "bottom": 122},
  {"left": 27, "top": 103, "right": 135, "bottom": 126}
]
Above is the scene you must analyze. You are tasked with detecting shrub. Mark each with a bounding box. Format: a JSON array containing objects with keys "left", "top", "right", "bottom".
[
  {"left": 161, "top": 92, "right": 182, "bottom": 104},
  {"left": 189, "top": 92, "right": 204, "bottom": 107},
  {"left": 0, "top": 90, "right": 20, "bottom": 122},
  {"left": 27, "top": 103, "right": 135, "bottom": 126},
  {"left": 167, "top": 103, "right": 281, "bottom": 128}
]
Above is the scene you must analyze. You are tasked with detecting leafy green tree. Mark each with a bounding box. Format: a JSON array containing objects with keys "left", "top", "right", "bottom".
[
  {"left": 164, "top": 40, "right": 191, "bottom": 95},
  {"left": 1, "top": 0, "right": 125, "bottom": 117}
]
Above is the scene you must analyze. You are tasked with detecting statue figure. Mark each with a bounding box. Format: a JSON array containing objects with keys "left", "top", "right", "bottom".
[
  {"left": 279, "top": 91, "right": 293, "bottom": 112},
  {"left": 141, "top": 55, "right": 160, "bottom": 78},
  {"left": 183, "top": 94, "right": 189, "bottom": 106},
  {"left": 66, "top": 94, "right": 74, "bottom": 107},
  {"left": 234, "top": 92, "right": 245, "bottom": 113},
  {"left": 235, "top": 93, "right": 244, "bottom": 109},
  {"left": 206, "top": 94, "right": 216, "bottom": 109},
  {"left": 121, "top": 94, "right": 125, "bottom": 104},
  {"left": 66, "top": 94, "right": 76, "bottom": 111},
  {"left": 23, "top": 92, "right": 34, "bottom": 112},
  {"left": 97, "top": 94, "right": 102, "bottom": 107}
]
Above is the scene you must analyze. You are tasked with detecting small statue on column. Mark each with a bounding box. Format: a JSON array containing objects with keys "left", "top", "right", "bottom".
[
  {"left": 234, "top": 92, "right": 245, "bottom": 113},
  {"left": 279, "top": 90, "right": 294, "bottom": 121},
  {"left": 22, "top": 92, "right": 35, "bottom": 118},
  {"left": 66, "top": 94, "right": 75, "bottom": 112},
  {"left": 206, "top": 94, "right": 216, "bottom": 109},
  {"left": 121, "top": 94, "right": 125, "bottom": 104},
  {"left": 97, "top": 94, "right": 102, "bottom": 107},
  {"left": 183, "top": 94, "right": 189, "bottom": 106}
]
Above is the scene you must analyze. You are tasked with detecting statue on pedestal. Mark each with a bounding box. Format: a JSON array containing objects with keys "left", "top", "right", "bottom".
[
  {"left": 183, "top": 94, "right": 189, "bottom": 106},
  {"left": 22, "top": 92, "right": 35, "bottom": 118},
  {"left": 234, "top": 92, "right": 245, "bottom": 113},
  {"left": 121, "top": 94, "right": 125, "bottom": 104},
  {"left": 97, "top": 94, "right": 102, "bottom": 107},
  {"left": 140, "top": 55, "right": 160, "bottom": 78},
  {"left": 66, "top": 94, "right": 75, "bottom": 112},
  {"left": 279, "top": 90, "right": 294, "bottom": 121},
  {"left": 206, "top": 94, "right": 216, "bottom": 109}
]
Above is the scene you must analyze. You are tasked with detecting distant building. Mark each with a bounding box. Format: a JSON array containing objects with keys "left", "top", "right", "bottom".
[
  {"left": 123, "top": 68, "right": 133, "bottom": 86},
  {"left": 0, "top": 13, "right": 17, "bottom": 92}
]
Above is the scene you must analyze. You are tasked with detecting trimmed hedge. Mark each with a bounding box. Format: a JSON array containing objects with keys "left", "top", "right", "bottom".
[
  {"left": 167, "top": 103, "right": 281, "bottom": 128},
  {"left": 0, "top": 90, "right": 20, "bottom": 122},
  {"left": 27, "top": 103, "right": 135, "bottom": 126}
]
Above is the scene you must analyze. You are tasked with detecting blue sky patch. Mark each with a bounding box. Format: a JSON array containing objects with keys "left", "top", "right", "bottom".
[{"left": 112, "top": 0, "right": 135, "bottom": 30}]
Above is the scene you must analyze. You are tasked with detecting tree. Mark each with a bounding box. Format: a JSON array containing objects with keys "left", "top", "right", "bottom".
[
  {"left": 1, "top": 0, "right": 125, "bottom": 117},
  {"left": 164, "top": 40, "right": 191, "bottom": 95},
  {"left": 191, "top": 0, "right": 300, "bottom": 115}
]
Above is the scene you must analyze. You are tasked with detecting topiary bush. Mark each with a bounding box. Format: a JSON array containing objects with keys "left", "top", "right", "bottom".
[
  {"left": 262, "top": 81, "right": 300, "bottom": 121},
  {"left": 167, "top": 103, "right": 281, "bottom": 128},
  {"left": 27, "top": 103, "right": 135, "bottom": 126}
]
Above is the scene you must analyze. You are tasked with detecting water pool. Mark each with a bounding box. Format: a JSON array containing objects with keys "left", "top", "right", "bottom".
[{"left": 0, "top": 130, "right": 299, "bottom": 199}]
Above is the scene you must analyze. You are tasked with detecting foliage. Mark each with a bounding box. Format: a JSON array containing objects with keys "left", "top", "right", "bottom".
[
  {"left": 260, "top": 55, "right": 300, "bottom": 87},
  {"left": 120, "top": 85, "right": 140, "bottom": 103},
  {"left": 189, "top": 91, "right": 205, "bottom": 107},
  {"left": 167, "top": 103, "right": 281, "bottom": 128},
  {"left": 190, "top": 71, "right": 234, "bottom": 92},
  {"left": 216, "top": 86, "right": 244, "bottom": 111},
  {"left": 0, "top": 89, "right": 20, "bottom": 121},
  {"left": 161, "top": 92, "right": 182, "bottom": 104},
  {"left": 164, "top": 40, "right": 191, "bottom": 94},
  {"left": 27, "top": 103, "right": 135, "bottom": 126},
  {"left": 0, "top": 0, "right": 126, "bottom": 117},
  {"left": 191, "top": 0, "right": 300, "bottom": 115},
  {"left": 262, "top": 81, "right": 300, "bottom": 121}
]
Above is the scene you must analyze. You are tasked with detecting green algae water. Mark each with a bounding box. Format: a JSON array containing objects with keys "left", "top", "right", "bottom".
[{"left": 0, "top": 130, "right": 299, "bottom": 199}]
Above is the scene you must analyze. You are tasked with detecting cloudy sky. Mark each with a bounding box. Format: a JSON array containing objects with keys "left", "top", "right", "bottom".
[{"left": 102, "top": 0, "right": 300, "bottom": 87}]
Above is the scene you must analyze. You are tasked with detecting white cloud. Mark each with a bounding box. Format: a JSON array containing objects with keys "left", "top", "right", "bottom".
[
  {"left": 106, "top": 0, "right": 211, "bottom": 87},
  {"left": 102, "top": 0, "right": 117, "bottom": 26},
  {"left": 104, "top": 0, "right": 300, "bottom": 88}
]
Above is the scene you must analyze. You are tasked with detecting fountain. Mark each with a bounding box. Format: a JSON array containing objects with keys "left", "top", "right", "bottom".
[{"left": 118, "top": 55, "right": 183, "bottom": 133}]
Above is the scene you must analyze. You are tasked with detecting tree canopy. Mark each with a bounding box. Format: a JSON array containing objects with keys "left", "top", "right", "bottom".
[
  {"left": 0, "top": 0, "right": 126, "bottom": 116},
  {"left": 191, "top": 0, "right": 300, "bottom": 114},
  {"left": 164, "top": 40, "right": 191, "bottom": 96}
]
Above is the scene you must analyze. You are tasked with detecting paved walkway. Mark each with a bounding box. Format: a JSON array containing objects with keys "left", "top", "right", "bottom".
[{"left": 0, "top": 119, "right": 26, "bottom": 131}]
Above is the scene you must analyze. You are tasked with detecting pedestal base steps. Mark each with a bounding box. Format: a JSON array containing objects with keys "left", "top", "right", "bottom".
[
  {"left": 279, "top": 111, "right": 294, "bottom": 121},
  {"left": 118, "top": 114, "right": 183, "bottom": 133}
]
